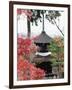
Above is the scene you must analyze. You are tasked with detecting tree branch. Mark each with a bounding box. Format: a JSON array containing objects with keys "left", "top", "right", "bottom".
[{"left": 53, "top": 19, "right": 64, "bottom": 36}]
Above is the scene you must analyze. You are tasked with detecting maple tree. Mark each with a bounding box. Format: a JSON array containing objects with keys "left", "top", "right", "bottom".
[
  {"left": 17, "top": 58, "right": 45, "bottom": 80},
  {"left": 17, "top": 36, "right": 38, "bottom": 59},
  {"left": 49, "top": 36, "right": 64, "bottom": 78},
  {"left": 17, "top": 36, "right": 45, "bottom": 80}
]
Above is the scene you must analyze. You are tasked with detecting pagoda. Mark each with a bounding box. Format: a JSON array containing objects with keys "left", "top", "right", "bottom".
[{"left": 31, "top": 11, "right": 57, "bottom": 78}]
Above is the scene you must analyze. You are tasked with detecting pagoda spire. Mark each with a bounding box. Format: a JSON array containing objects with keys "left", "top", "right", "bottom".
[{"left": 42, "top": 11, "right": 44, "bottom": 31}]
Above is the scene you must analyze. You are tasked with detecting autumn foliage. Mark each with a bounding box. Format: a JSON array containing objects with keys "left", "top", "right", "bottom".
[
  {"left": 17, "top": 36, "right": 45, "bottom": 80},
  {"left": 17, "top": 58, "right": 45, "bottom": 80},
  {"left": 17, "top": 9, "right": 32, "bottom": 21}
]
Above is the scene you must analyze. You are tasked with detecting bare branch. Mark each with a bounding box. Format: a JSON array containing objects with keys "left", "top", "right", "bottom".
[{"left": 53, "top": 19, "right": 64, "bottom": 36}]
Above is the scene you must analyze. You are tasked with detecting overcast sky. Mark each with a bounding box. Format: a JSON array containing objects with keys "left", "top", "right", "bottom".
[{"left": 17, "top": 11, "right": 64, "bottom": 38}]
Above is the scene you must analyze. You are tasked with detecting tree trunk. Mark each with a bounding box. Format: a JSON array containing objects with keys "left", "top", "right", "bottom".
[{"left": 27, "top": 16, "right": 31, "bottom": 38}]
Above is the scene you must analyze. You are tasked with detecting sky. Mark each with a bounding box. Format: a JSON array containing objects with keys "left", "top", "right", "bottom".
[{"left": 17, "top": 11, "right": 64, "bottom": 38}]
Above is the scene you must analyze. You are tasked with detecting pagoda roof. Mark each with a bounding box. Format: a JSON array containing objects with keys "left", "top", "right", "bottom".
[{"left": 34, "top": 31, "right": 52, "bottom": 44}]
